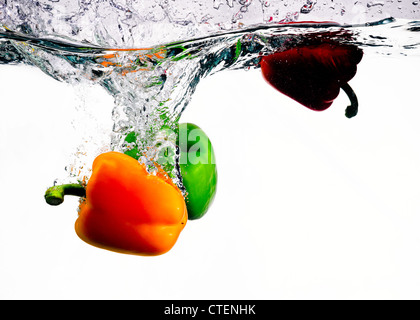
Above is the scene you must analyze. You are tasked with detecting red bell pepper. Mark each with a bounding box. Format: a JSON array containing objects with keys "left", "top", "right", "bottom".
[{"left": 260, "top": 42, "right": 363, "bottom": 118}]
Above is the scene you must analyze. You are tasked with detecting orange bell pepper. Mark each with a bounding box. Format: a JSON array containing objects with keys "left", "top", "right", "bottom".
[{"left": 45, "top": 151, "right": 187, "bottom": 256}]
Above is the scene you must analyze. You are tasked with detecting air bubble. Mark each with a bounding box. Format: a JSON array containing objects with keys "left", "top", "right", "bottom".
[
  {"left": 301, "top": 0, "right": 317, "bottom": 14},
  {"left": 367, "top": 1, "right": 385, "bottom": 8}
]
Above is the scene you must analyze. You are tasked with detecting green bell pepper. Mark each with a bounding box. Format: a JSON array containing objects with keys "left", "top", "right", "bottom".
[{"left": 177, "top": 123, "right": 217, "bottom": 220}]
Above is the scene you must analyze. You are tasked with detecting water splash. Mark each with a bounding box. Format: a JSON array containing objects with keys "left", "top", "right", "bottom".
[
  {"left": 1, "top": 1, "right": 420, "bottom": 47},
  {"left": 0, "top": 1, "right": 419, "bottom": 185}
]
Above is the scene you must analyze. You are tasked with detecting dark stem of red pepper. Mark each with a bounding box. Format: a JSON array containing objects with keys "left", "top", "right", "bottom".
[
  {"left": 45, "top": 183, "right": 86, "bottom": 206},
  {"left": 341, "top": 83, "right": 358, "bottom": 118}
]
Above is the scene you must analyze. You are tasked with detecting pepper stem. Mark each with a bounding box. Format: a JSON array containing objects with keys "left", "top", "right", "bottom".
[
  {"left": 45, "top": 183, "right": 86, "bottom": 206},
  {"left": 341, "top": 83, "right": 358, "bottom": 119}
]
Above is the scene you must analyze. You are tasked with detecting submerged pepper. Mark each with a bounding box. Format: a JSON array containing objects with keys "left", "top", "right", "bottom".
[
  {"left": 177, "top": 123, "right": 217, "bottom": 220},
  {"left": 260, "top": 42, "right": 363, "bottom": 118},
  {"left": 45, "top": 151, "right": 187, "bottom": 256}
]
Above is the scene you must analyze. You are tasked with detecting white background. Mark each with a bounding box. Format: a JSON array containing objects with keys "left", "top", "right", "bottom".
[{"left": 0, "top": 51, "right": 420, "bottom": 299}]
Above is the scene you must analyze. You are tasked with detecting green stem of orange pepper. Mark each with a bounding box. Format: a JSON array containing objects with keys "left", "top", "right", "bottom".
[{"left": 45, "top": 183, "right": 86, "bottom": 206}]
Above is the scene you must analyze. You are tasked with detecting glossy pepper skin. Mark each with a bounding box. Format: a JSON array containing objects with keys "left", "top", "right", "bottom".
[
  {"left": 260, "top": 42, "right": 363, "bottom": 117},
  {"left": 123, "top": 123, "right": 218, "bottom": 220},
  {"left": 75, "top": 151, "right": 187, "bottom": 256},
  {"left": 177, "top": 123, "right": 217, "bottom": 220}
]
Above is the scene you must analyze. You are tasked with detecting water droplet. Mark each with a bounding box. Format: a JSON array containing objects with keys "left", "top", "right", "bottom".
[
  {"left": 301, "top": 0, "right": 317, "bottom": 14},
  {"left": 367, "top": 1, "right": 384, "bottom": 8}
]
